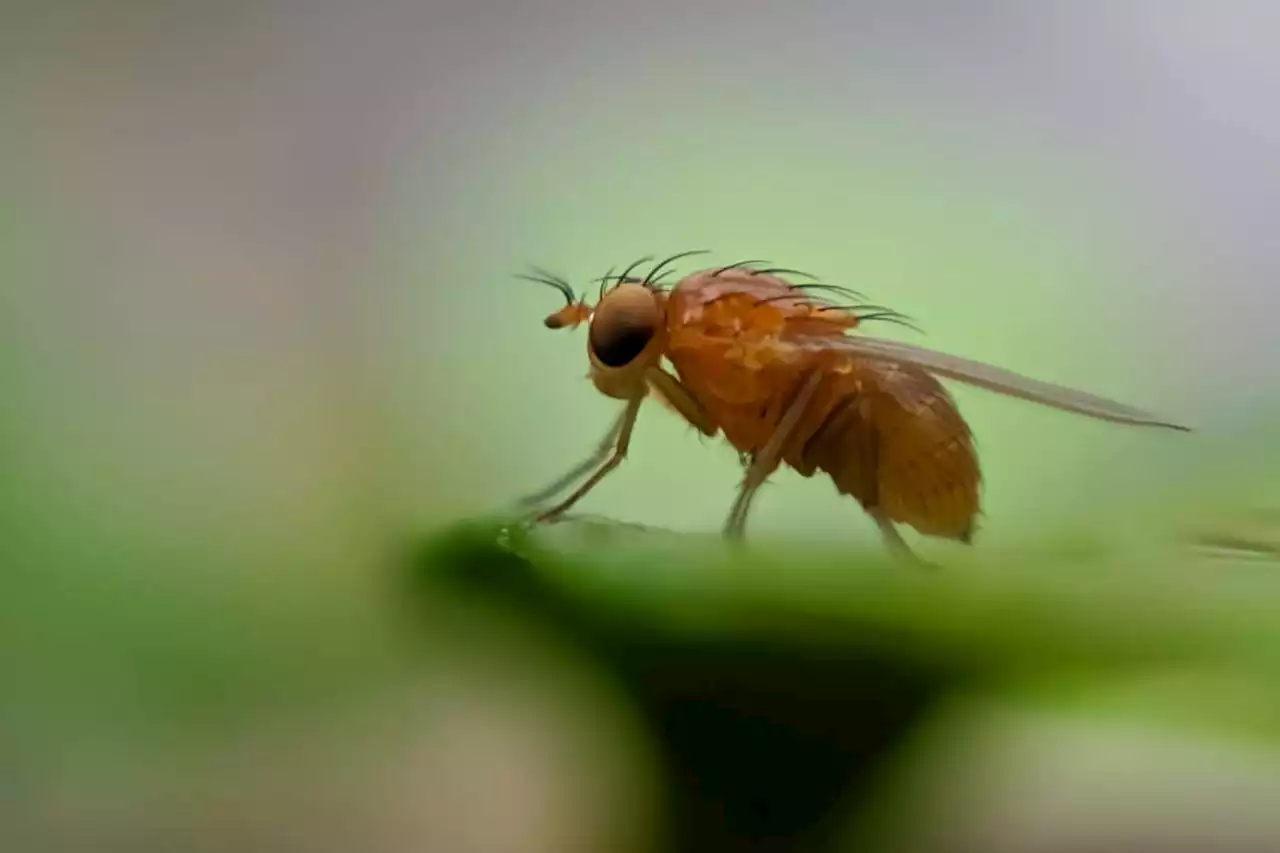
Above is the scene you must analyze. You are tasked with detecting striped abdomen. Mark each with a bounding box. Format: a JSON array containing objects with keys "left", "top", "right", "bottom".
[
  {"left": 673, "top": 353, "right": 982, "bottom": 543},
  {"left": 786, "top": 358, "right": 981, "bottom": 542},
  {"left": 798, "top": 356, "right": 977, "bottom": 537}
]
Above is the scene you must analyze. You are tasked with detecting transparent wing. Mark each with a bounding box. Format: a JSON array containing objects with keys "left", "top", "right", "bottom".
[{"left": 793, "top": 333, "right": 1191, "bottom": 431}]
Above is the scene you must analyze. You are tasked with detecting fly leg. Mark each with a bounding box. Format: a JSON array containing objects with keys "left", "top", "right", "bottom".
[
  {"left": 645, "top": 366, "right": 719, "bottom": 437},
  {"left": 868, "top": 507, "right": 935, "bottom": 568},
  {"left": 533, "top": 394, "right": 645, "bottom": 524},
  {"left": 723, "top": 371, "right": 825, "bottom": 540},
  {"left": 868, "top": 507, "right": 914, "bottom": 558},
  {"left": 513, "top": 404, "right": 630, "bottom": 512}
]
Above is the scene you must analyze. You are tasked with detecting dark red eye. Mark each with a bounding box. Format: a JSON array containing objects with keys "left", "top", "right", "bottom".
[
  {"left": 588, "top": 286, "right": 660, "bottom": 368},
  {"left": 590, "top": 317, "right": 654, "bottom": 366}
]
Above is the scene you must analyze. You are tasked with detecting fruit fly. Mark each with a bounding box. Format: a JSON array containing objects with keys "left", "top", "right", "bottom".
[{"left": 514, "top": 251, "right": 1191, "bottom": 561}]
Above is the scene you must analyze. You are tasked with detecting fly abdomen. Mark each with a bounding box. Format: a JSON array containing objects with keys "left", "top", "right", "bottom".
[
  {"left": 794, "top": 381, "right": 881, "bottom": 509},
  {"left": 790, "top": 360, "right": 982, "bottom": 542}
]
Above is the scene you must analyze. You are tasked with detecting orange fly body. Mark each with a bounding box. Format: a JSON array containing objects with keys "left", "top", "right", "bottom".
[{"left": 515, "top": 252, "right": 1191, "bottom": 561}]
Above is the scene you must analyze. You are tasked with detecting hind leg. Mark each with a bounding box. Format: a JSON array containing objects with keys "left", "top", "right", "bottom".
[{"left": 868, "top": 507, "right": 935, "bottom": 568}]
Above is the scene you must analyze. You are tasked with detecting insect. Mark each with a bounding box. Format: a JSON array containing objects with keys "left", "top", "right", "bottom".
[{"left": 514, "top": 251, "right": 1191, "bottom": 561}]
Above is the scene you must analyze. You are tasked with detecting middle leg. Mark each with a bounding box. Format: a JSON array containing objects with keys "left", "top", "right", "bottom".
[{"left": 723, "top": 371, "right": 825, "bottom": 540}]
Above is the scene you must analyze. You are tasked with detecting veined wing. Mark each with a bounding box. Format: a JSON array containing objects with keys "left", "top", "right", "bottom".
[{"left": 791, "top": 333, "right": 1191, "bottom": 431}]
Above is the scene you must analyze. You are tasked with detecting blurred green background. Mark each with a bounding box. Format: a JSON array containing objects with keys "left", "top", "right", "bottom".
[{"left": 2, "top": 2, "right": 1278, "bottom": 851}]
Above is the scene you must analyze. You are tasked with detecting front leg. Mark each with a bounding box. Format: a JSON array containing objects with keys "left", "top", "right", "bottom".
[
  {"left": 514, "top": 405, "right": 629, "bottom": 512},
  {"left": 645, "top": 365, "right": 719, "bottom": 437},
  {"left": 536, "top": 394, "right": 645, "bottom": 524}
]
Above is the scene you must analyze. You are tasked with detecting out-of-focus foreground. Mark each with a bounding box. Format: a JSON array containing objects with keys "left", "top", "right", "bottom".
[{"left": 2, "top": 2, "right": 1279, "bottom": 852}]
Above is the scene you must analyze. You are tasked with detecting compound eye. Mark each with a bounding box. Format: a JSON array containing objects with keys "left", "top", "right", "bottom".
[{"left": 588, "top": 286, "right": 660, "bottom": 368}]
